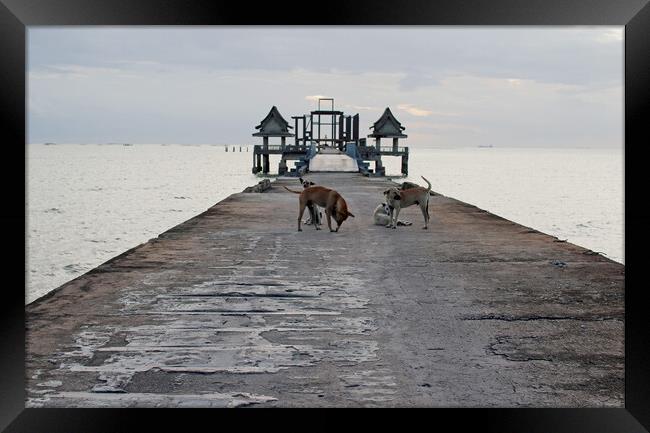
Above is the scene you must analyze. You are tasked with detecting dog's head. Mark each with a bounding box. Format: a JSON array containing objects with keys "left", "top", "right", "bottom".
[
  {"left": 383, "top": 188, "right": 402, "bottom": 205},
  {"left": 332, "top": 199, "right": 355, "bottom": 228},
  {"left": 299, "top": 177, "right": 315, "bottom": 189}
]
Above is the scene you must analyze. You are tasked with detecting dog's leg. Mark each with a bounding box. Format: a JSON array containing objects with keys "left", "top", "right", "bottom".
[
  {"left": 313, "top": 207, "right": 322, "bottom": 227},
  {"left": 298, "top": 202, "right": 307, "bottom": 232},
  {"left": 391, "top": 207, "right": 401, "bottom": 229},
  {"left": 420, "top": 202, "right": 429, "bottom": 229},
  {"left": 385, "top": 208, "right": 393, "bottom": 228},
  {"left": 310, "top": 204, "right": 321, "bottom": 230},
  {"left": 304, "top": 204, "right": 312, "bottom": 225},
  {"left": 306, "top": 204, "right": 316, "bottom": 228},
  {"left": 324, "top": 208, "right": 334, "bottom": 232}
]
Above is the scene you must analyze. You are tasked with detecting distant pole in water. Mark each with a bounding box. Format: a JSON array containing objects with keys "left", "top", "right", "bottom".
[
  {"left": 225, "top": 145, "right": 228, "bottom": 152},
  {"left": 233, "top": 146, "right": 235, "bottom": 152},
  {"left": 239, "top": 146, "right": 242, "bottom": 152}
]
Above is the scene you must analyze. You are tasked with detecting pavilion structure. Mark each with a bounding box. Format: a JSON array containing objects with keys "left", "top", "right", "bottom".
[{"left": 251, "top": 100, "right": 409, "bottom": 176}]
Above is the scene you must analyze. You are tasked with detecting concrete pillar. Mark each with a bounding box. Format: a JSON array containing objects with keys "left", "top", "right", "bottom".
[{"left": 279, "top": 158, "right": 288, "bottom": 176}]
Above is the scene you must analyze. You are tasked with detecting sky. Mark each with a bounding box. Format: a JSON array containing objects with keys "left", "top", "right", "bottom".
[{"left": 28, "top": 27, "right": 623, "bottom": 148}]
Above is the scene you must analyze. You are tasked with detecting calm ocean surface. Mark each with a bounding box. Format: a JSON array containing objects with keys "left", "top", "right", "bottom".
[{"left": 26, "top": 144, "right": 623, "bottom": 304}]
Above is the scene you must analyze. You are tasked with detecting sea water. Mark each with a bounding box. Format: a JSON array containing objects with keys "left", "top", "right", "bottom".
[{"left": 26, "top": 144, "right": 623, "bottom": 304}]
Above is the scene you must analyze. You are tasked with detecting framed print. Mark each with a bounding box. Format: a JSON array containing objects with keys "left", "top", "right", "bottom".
[{"left": 2, "top": 0, "right": 649, "bottom": 431}]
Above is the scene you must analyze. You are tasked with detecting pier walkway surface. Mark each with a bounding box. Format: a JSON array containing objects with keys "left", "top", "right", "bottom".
[
  {"left": 308, "top": 147, "right": 358, "bottom": 172},
  {"left": 26, "top": 173, "right": 624, "bottom": 407}
]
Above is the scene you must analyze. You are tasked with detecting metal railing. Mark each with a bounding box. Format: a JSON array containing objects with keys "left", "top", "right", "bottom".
[
  {"left": 379, "top": 146, "right": 409, "bottom": 153},
  {"left": 358, "top": 146, "right": 408, "bottom": 157},
  {"left": 253, "top": 144, "right": 310, "bottom": 153}
]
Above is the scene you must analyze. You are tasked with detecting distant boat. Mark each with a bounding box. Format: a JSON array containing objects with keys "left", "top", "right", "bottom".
[
  {"left": 478, "top": 144, "right": 493, "bottom": 148},
  {"left": 44, "top": 142, "right": 56, "bottom": 145},
  {"left": 123, "top": 143, "right": 133, "bottom": 146}
]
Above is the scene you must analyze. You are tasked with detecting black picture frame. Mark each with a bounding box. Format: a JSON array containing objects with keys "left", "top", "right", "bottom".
[{"left": 2, "top": 0, "right": 648, "bottom": 431}]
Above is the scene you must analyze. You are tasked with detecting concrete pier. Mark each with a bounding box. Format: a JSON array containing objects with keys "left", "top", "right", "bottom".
[{"left": 26, "top": 173, "right": 624, "bottom": 407}]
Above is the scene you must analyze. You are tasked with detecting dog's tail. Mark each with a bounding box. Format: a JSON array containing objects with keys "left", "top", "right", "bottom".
[
  {"left": 421, "top": 176, "right": 432, "bottom": 193},
  {"left": 283, "top": 186, "right": 302, "bottom": 194}
]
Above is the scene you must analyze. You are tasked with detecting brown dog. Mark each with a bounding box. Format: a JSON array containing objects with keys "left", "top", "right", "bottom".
[{"left": 284, "top": 186, "right": 355, "bottom": 232}]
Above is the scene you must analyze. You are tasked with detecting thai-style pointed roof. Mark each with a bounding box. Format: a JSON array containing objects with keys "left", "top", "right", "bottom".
[
  {"left": 253, "top": 106, "right": 294, "bottom": 137},
  {"left": 368, "top": 107, "right": 407, "bottom": 138}
]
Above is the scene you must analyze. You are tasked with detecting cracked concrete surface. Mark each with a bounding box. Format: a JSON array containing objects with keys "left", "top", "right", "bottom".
[{"left": 26, "top": 173, "right": 624, "bottom": 407}]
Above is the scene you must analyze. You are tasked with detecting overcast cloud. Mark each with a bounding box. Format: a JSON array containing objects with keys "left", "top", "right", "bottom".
[{"left": 28, "top": 27, "right": 623, "bottom": 148}]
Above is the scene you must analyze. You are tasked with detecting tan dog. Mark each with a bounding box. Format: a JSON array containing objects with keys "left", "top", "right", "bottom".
[
  {"left": 383, "top": 176, "right": 432, "bottom": 229},
  {"left": 284, "top": 186, "right": 355, "bottom": 232}
]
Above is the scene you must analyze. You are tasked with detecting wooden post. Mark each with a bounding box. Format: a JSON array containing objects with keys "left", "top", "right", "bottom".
[
  {"left": 393, "top": 137, "right": 398, "bottom": 153},
  {"left": 345, "top": 116, "right": 351, "bottom": 141},
  {"left": 281, "top": 136, "right": 286, "bottom": 151},
  {"left": 263, "top": 155, "right": 270, "bottom": 174},
  {"left": 402, "top": 153, "right": 409, "bottom": 175},
  {"left": 252, "top": 151, "right": 261, "bottom": 174},
  {"left": 294, "top": 117, "right": 299, "bottom": 146},
  {"left": 375, "top": 137, "right": 381, "bottom": 153}
]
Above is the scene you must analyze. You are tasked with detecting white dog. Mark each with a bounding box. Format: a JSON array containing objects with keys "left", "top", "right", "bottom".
[{"left": 373, "top": 203, "right": 412, "bottom": 226}]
